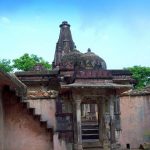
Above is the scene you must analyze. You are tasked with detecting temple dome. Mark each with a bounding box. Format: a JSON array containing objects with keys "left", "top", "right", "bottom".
[
  {"left": 60, "top": 49, "right": 82, "bottom": 70},
  {"left": 80, "top": 48, "right": 107, "bottom": 70}
]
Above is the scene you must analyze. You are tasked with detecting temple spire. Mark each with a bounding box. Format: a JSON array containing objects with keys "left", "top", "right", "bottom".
[{"left": 53, "top": 21, "right": 75, "bottom": 68}]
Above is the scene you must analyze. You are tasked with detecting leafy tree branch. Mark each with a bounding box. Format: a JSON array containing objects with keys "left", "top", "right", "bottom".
[{"left": 128, "top": 66, "right": 150, "bottom": 89}]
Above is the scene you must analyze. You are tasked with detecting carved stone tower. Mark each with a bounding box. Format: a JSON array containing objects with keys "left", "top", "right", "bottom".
[{"left": 53, "top": 21, "right": 75, "bottom": 68}]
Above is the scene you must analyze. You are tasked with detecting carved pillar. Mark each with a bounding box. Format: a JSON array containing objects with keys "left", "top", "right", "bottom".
[
  {"left": 114, "top": 96, "right": 121, "bottom": 141},
  {"left": 98, "top": 98, "right": 110, "bottom": 149},
  {"left": 110, "top": 95, "right": 116, "bottom": 145},
  {"left": 73, "top": 99, "right": 83, "bottom": 150},
  {"left": 98, "top": 99, "right": 104, "bottom": 144}
]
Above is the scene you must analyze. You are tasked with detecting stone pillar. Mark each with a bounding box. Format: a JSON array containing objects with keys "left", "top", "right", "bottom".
[
  {"left": 110, "top": 96, "right": 114, "bottom": 119},
  {"left": 73, "top": 99, "right": 83, "bottom": 150},
  {"left": 114, "top": 96, "right": 121, "bottom": 141},
  {"left": 98, "top": 98, "right": 110, "bottom": 149},
  {"left": 110, "top": 95, "right": 116, "bottom": 148},
  {"left": 98, "top": 99, "right": 104, "bottom": 143}
]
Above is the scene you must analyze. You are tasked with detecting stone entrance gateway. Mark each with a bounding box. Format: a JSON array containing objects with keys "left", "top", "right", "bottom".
[{"left": 60, "top": 83, "right": 130, "bottom": 150}]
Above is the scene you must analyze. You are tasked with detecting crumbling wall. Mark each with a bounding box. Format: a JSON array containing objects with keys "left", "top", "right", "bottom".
[{"left": 119, "top": 95, "right": 150, "bottom": 149}]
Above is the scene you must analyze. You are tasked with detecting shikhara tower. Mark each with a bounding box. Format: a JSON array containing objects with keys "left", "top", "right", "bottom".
[{"left": 53, "top": 21, "right": 75, "bottom": 68}]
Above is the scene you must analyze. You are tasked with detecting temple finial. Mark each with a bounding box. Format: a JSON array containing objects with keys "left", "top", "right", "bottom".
[
  {"left": 59, "top": 21, "right": 70, "bottom": 28},
  {"left": 87, "top": 48, "right": 91, "bottom": 52}
]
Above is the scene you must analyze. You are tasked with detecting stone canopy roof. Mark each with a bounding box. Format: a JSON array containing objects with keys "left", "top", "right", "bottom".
[{"left": 62, "top": 82, "right": 132, "bottom": 89}]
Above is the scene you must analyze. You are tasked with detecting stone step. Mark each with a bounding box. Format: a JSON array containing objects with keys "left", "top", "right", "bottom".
[
  {"left": 82, "top": 134, "right": 99, "bottom": 140},
  {"left": 28, "top": 107, "right": 35, "bottom": 115},
  {"left": 82, "top": 129, "right": 98, "bottom": 134},
  {"left": 82, "top": 128, "right": 99, "bottom": 130},
  {"left": 21, "top": 101, "right": 29, "bottom": 109},
  {"left": 82, "top": 133, "right": 99, "bottom": 136},
  {"left": 83, "top": 148, "right": 103, "bottom": 150},
  {"left": 82, "top": 123, "right": 99, "bottom": 140},
  {"left": 83, "top": 141, "right": 102, "bottom": 149},
  {"left": 82, "top": 124, "right": 99, "bottom": 129},
  {"left": 33, "top": 114, "right": 41, "bottom": 121},
  {"left": 40, "top": 120, "right": 47, "bottom": 128}
]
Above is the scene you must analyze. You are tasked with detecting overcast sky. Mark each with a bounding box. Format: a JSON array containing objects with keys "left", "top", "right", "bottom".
[{"left": 0, "top": 0, "right": 150, "bottom": 69}]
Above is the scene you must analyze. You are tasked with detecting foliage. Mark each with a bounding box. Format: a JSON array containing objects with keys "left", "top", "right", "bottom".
[
  {"left": 13, "top": 53, "right": 51, "bottom": 71},
  {"left": 128, "top": 66, "right": 150, "bottom": 89},
  {"left": 0, "top": 59, "right": 13, "bottom": 72}
]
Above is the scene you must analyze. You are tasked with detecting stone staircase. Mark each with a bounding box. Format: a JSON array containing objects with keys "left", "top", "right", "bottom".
[
  {"left": 82, "top": 123, "right": 103, "bottom": 150},
  {"left": 82, "top": 123, "right": 99, "bottom": 140},
  {"left": 21, "top": 98, "right": 54, "bottom": 135}
]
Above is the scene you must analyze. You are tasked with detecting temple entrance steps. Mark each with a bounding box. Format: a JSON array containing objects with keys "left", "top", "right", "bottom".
[
  {"left": 82, "top": 122, "right": 103, "bottom": 149},
  {"left": 83, "top": 140, "right": 103, "bottom": 150},
  {"left": 82, "top": 123, "right": 99, "bottom": 140}
]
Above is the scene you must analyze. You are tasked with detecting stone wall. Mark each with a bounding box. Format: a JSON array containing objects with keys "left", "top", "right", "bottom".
[
  {"left": 2, "top": 89, "right": 53, "bottom": 150},
  {"left": 26, "top": 86, "right": 57, "bottom": 129},
  {"left": 0, "top": 89, "right": 4, "bottom": 150},
  {"left": 24, "top": 99, "right": 56, "bottom": 129},
  {"left": 119, "top": 94, "right": 150, "bottom": 149}
]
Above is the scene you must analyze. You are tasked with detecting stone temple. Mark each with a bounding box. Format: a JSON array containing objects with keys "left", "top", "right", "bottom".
[
  {"left": 0, "top": 21, "right": 150, "bottom": 150},
  {"left": 52, "top": 21, "right": 132, "bottom": 149}
]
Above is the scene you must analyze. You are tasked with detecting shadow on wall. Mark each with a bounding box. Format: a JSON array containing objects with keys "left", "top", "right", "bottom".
[{"left": 0, "top": 92, "right": 4, "bottom": 150}]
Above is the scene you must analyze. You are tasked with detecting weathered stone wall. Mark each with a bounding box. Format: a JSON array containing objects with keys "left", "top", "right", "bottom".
[
  {"left": 3, "top": 90, "right": 53, "bottom": 150},
  {"left": 119, "top": 95, "right": 150, "bottom": 149},
  {"left": 26, "top": 85, "right": 57, "bottom": 129},
  {"left": 0, "top": 89, "right": 4, "bottom": 150},
  {"left": 25, "top": 99, "right": 56, "bottom": 129}
]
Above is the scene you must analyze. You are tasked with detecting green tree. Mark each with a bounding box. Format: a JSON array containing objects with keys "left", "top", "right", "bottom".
[
  {"left": 13, "top": 53, "right": 51, "bottom": 71},
  {"left": 128, "top": 66, "right": 150, "bottom": 89},
  {"left": 0, "top": 59, "right": 13, "bottom": 72}
]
